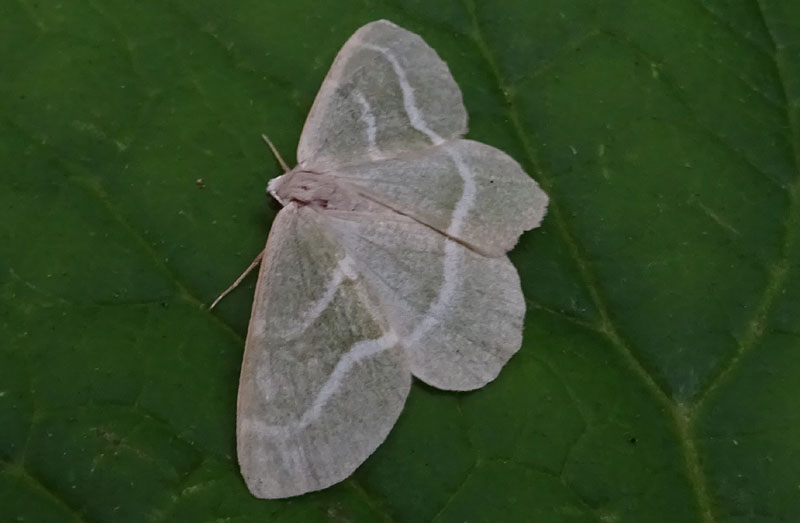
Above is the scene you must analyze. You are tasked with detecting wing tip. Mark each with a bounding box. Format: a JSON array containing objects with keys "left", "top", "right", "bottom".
[
  {"left": 373, "top": 18, "right": 399, "bottom": 27},
  {"left": 241, "top": 475, "right": 315, "bottom": 500},
  {"left": 238, "top": 443, "right": 335, "bottom": 499},
  {"left": 358, "top": 19, "right": 401, "bottom": 36},
  {"left": 492, "top": 180, "right": 551, "bottom": 256},
  {"left": 526, "top": 186, "right": 550, "bottom": 231}
]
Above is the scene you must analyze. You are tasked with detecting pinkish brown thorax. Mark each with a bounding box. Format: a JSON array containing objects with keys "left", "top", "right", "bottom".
[{"left": 267, "top": 168, "right": 372, "bottom": 212}]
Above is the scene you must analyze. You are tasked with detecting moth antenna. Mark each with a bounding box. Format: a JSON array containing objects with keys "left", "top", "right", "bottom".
[
  {"left": 262, "top": 134, "right": 291, "bottom": 173},
  {"left": 209, "top": 250, "right": 265, "bottom": 310}
]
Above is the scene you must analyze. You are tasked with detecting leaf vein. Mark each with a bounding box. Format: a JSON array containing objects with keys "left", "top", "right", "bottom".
[
  {"left": 695, "top": 0, "right": 800, "bottom": 411},
  {"left": 461, "top": 3, "right": 721, "bottom": 522}
]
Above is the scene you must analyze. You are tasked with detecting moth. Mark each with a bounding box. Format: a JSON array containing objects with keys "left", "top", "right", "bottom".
[{"left": 227, "top": 19, "right": 548, "bottom": 498}]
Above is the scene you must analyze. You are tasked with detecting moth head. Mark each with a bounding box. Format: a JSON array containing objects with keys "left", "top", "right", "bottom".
[
  {"left": 267, "top": 170, "right": 328, "bottom": 207},
  {"left": 267, "top": 175, "right": 287, "bottom": 206}
]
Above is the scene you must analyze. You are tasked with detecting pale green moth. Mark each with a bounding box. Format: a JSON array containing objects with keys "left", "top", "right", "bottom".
[{"left": 231, "top": 19, "right": 549, "bottom": 498}]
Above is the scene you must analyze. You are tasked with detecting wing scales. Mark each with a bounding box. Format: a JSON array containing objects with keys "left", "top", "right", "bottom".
[
  {"left": 237, "top": 19, "right": 547, "bottom": 499},
  {"left": 323, "top": 209, "right": 526, "bottom": 391},
  {"left": 297, "top": 20, "right": 467, "bottom": 169},
  {"left": 237, "top": 205, "right": 410, "bottom": 498}
]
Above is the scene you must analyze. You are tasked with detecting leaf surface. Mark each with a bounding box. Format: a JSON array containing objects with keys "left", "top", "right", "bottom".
[{"left": 1, "top": 1, "right": 799, "bottom": 522}]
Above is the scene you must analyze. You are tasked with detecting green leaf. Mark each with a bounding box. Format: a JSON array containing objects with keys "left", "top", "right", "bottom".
[{"left": 1, "top": 0, "right": 798, "bottom": 522}]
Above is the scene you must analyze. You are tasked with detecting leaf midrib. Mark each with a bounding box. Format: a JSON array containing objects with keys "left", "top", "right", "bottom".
[{"left": 460, "top": 2, "right": 800, "bottom": 523}]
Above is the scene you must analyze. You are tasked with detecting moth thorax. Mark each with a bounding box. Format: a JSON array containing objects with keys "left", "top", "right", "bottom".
[{"left": 271, "top": 169, "right": 354, "bottom": 210}]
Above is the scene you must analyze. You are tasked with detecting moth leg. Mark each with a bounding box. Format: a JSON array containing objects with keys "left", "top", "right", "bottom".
[
  {"left": 209, "top": 250, "right": 265, "bottom": 310},
  {"left": 262, "top": 134, "right": 290, "bottom": 173}
]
